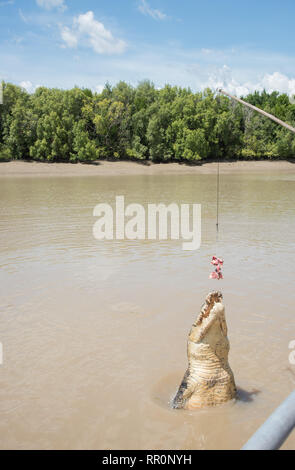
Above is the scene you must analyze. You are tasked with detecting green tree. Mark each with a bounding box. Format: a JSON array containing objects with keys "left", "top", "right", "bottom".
[{"left": 71, "top": 120, "right": 99, "bottom": 162}]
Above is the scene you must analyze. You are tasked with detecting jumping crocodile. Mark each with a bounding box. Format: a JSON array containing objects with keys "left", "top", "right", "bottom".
[{"left": 173, "top": 291, "right": 236, "bottom": 409}]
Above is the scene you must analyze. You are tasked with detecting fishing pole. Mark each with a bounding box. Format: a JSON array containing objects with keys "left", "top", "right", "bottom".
[{"left": 218, "top": 88, "right": 295, "bottom": 134}]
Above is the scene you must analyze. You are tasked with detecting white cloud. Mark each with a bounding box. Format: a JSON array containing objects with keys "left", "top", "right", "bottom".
[
  {"left": 201, "top": 48, "right": 214, "bottom": 55},
  {"left": 95, "top": 85, "right": 104, "bottom": 94},
  {"left": 60, "top": 11, "right": 127, "bottom": 55},
  {"left": 207, "top": 65, "right": 251, "bottom": 95},
  {"left": 36, "top": 0, "right": 66, "bottom": 11},
  {"left": 260, "top": 72, "right": 295, "bottom": 96},
  {"left": 207, "top": 66, "right": 295, "bottom": 97},
  {"left": 18, "top": 8, "right": 28, "bottom": 23},
  {"left": 19, "top": 81, "right": 35, "bottom": 93},
  {"left": 61, "top": 26, "right": 78, "bottom": 48},
  {"left": 138, "top": 0, "right": 166, "bottom": 20}
]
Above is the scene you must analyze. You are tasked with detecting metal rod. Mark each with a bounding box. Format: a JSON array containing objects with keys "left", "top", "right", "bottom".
[
  {"left": 218, "top": 88, "right": 295, "bottom": 134},
  {"left": 242, "top": 389, "right": 295, "bottom": 450}
]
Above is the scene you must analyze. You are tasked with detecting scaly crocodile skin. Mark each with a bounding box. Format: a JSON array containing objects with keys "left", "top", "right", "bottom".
[{"left": 173, "top": 291, "right": 236, "bottom": 409}]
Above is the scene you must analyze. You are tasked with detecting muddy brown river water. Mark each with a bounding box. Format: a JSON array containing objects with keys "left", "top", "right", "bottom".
[{"left": 0, "top": 168, "right": 295, "bottom": 449}]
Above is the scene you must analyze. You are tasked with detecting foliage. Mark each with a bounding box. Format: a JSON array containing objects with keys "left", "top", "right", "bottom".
[{"left": 1, "top": 80, "right": 295, "bottom": 163}]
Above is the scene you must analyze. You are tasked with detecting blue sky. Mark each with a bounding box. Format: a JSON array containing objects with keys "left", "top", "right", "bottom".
[{"left": 1, "top": 0, "right": 295, "bottom": 96}]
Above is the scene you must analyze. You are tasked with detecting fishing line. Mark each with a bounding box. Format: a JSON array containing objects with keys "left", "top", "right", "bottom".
[
  {"left": 216, "top": 155, "right": 220, "bottom": 242},
  {"left": 210, "top": 87, "right": 295, "bottom": 280}
]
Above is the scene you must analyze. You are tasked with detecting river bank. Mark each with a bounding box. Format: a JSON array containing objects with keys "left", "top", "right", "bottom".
[{"left": 1, "top": 159, "right": 295, "bottom": 177}]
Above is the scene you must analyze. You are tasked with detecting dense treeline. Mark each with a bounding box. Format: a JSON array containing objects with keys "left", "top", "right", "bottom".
[{"left": 1, "top": 80, "right": 295, "bottom": 163}]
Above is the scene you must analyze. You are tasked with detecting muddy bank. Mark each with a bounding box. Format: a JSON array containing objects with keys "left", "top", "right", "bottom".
[{"left": 1, "top": 159, "right": 295, "bottom": 177}]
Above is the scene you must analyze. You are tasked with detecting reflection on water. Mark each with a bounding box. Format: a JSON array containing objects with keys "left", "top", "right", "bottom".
[{"left": 0, "top": 171, "right": 295, "bottom": 449}]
